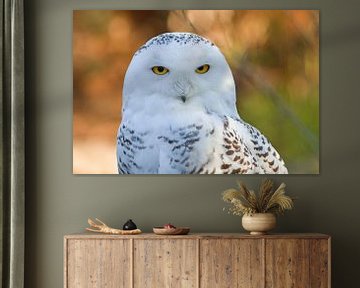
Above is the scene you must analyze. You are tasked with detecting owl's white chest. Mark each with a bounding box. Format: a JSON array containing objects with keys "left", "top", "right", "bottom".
[{"left": 118, "top": 101, "right": 224, "bottom": 174}]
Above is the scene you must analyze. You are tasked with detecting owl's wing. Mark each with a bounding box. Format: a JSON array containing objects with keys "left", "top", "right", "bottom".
[
  {"left": 117, "top": 122, "right": 159, "bottom": 174},
  {"left": 154, "top": 115, "right": 288, "bottom": 174},
  {"left": 225, "top": 116, "right": 288, "bottom": 174}
]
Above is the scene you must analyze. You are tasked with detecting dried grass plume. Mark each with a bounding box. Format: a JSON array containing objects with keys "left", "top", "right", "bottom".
[{"left": 222, "top": 179, "right": 294, "bottom": 216}]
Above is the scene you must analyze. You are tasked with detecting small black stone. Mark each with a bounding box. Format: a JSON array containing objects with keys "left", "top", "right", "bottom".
[{"left": 123, "top": 219, "right": 137, "bottom": 230}]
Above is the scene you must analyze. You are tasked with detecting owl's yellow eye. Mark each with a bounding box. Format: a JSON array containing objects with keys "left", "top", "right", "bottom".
[
  {"left": 195, "top": 64, "right": 210, "bottom": 74},
  {"left": 152, "top": 66, "right": 169, "bottom": 75}
]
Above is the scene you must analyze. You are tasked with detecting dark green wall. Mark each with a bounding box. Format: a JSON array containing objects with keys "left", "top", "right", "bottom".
[{"left": 25, "top": 0, "right": 360, "bottom": 287}]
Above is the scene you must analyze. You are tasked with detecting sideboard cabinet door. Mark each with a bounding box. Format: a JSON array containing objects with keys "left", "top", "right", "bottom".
[
  {"left": 134, "top": 239, "right": 198, "bottom": 288},
  {"left": 265, "top": 239, "right": 330, "bottom": 288},
  {"left": 310, "top": 239, "right": 330, "bottom": 288},
  {"left": 66, "top": 239, "right": 131, "bottom": 288},
  {"left": 200, "top": 239, "right": 264, "bottom": 288}
]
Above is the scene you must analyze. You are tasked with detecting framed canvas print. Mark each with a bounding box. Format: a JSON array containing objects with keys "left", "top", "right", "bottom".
[{"left": 73, "top": 10, "right": 319, "bottom": 175}]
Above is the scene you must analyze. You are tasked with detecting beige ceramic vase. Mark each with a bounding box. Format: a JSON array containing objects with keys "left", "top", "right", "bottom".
[{"left": 242, "top": 213, "right": 276, "bottom": 235}]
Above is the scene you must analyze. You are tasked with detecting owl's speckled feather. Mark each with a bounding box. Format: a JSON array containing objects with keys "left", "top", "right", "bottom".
[
  {"left": 117, "top": 32, "right": 288, "bottom": 174},
  {"left": 135, "top": 33, "right": 214, "bottom": 56}
]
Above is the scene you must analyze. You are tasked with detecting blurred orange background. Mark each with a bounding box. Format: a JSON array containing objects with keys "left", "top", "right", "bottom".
[{"left": 73, "top": 10, "right": 319, "bottom": 174}]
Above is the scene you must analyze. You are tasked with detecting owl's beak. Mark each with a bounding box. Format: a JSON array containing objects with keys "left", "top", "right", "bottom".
[{"left": 174, "top": 79, "right": 192, "bottom": 103}]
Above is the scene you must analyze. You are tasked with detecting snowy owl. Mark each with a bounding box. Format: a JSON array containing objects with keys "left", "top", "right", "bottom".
[{"left": 117, "top": 32, "right": 288, "bottom": 174}]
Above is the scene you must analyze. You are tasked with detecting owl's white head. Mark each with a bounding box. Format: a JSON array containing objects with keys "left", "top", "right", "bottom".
[{"left": 122, "top": 33, "right": 237, "bottom": 118}]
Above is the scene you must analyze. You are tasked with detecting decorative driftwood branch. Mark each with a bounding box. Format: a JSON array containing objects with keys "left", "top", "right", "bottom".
[{"left": 86, "top": 218, "right": 142, "bottom": 235}]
